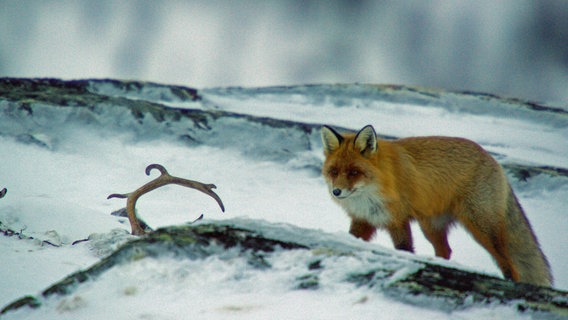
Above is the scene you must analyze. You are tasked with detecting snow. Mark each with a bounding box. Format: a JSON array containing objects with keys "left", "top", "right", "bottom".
[
  {"left": 0, "top": 81, "right": 566, "bottom": 319},
  {"left": 198, "top": 86, "right": 568, "bottom": 167},
  {"left": 1, "top": 249, "right": 531, "bottom": 320}
]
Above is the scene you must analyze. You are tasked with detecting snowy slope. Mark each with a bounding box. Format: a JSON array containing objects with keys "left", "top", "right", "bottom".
[{"left": 0, "top": 79, "right": 566, "bottom": 319}]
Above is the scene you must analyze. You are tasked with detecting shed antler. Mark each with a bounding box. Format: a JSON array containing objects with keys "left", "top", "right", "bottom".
[{"left": 108, "top": 164, "right": 225, "bottom": 235}]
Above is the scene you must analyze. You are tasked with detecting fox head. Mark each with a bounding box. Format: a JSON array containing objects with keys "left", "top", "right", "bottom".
[{"left": 321, "top": 125, "right": 379, "bottom": 200}]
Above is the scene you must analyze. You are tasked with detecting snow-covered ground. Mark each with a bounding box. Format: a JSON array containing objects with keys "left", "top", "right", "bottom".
[{"left": 0, "top": 81, "right": 566, "bottom": 319}]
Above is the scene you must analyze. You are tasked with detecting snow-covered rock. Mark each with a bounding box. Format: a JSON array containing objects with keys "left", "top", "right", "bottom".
[
  {"left": 3, "top": 220, "right": 567, "bottom": 319},
  {"left": 0, "top": 78, "right": 567, "bottom": 319}
]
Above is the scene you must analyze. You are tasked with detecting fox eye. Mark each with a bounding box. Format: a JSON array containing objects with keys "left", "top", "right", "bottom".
[
  {"left": 348, "top": 169, "right": 360, "bottom": 177},
  {"left": 329, "top": 168, "right": 339, "bottom": 177}
]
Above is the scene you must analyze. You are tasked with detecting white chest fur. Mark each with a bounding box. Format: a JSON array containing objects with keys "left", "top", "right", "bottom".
[{"left": 338, "top": 185, "right": 391, "bottom": 226}]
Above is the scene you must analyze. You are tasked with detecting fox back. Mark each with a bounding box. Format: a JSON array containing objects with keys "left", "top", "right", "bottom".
[{"left": 321, "top": 125, "right": 552, "bottom": 287}]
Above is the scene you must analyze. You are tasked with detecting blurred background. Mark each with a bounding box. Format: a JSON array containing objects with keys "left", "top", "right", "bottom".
[{"left": 1, "top": 0, "right": 567, "bottom": 103}]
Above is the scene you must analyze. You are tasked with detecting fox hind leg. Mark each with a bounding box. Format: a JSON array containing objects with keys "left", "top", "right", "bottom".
[{"left": 459, "top": 214, "right": 520, "bottom": 282}]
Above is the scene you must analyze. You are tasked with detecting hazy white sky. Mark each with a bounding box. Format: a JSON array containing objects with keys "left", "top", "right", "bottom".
[{"left": 1, "top": 0, "right": 567, "bottom": 103}]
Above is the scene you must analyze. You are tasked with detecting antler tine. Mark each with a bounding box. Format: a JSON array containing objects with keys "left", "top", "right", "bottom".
[
  {"left": 146, "top": 163, "right": 168, "bottom": 176},
  {"left": 164, "top": 176, "right": 225, "bottom": 213},
  {"left": 108, "top": 164, "right": 225, "bottom": 236}
]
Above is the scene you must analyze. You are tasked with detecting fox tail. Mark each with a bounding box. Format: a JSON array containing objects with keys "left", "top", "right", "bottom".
[{"left": 506, "top": 187, "right": 552, "bottom": 287}]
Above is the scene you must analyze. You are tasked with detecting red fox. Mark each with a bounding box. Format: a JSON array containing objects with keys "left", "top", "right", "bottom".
[{"left": 321, "top": 125, "right": 552, "bottom": 287}]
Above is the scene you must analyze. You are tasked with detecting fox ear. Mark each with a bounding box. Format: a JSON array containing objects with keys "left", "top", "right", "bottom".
[
  {"left": 354, "top": 125, "right": 378, "bottom": 156},
  {"left": 321, "top": 125, "right": 344, "bottom": 155}
]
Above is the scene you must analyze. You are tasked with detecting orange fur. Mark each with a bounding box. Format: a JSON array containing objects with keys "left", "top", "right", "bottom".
[{"left": 321, "top": 125, "right": 552, "bottom": 287}]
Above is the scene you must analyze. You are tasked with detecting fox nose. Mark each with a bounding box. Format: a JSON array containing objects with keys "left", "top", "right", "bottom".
[{"left": 332, "top": 188, "right": 342, "bottom": 197}]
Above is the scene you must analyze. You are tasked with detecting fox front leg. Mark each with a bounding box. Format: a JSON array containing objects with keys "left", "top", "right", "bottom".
[
  {"left": 349, "top": 218, "right": 377, "bottom": 241},
  {"left": 387, "top": 222, "right": 414, "bottom": 253}
]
